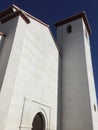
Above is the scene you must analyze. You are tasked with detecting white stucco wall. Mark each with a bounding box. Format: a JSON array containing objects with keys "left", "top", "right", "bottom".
[
  {"left": 0, "top": 17, "right": 20, "bottom": 130},
  {"left": 56, "top": 18, "right": 98, "bottom": 130},
  {"left": 0, "top": 16, "right": 58, "bottom": 130},
  {"left": 83, "top": 22, "right": 98, "bottom": 130}
]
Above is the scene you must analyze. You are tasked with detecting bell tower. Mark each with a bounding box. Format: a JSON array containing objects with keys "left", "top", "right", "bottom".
[{"left": 55, "top": 12, "right": 98, "bottom": 130}]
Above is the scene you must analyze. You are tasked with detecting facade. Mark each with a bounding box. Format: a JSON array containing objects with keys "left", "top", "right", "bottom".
[
  {"left": 0, "top": 5, "right": 98, "bottom": 130},
  {"left": 55, "top": 13, "right": 98, "bottom": 130}
]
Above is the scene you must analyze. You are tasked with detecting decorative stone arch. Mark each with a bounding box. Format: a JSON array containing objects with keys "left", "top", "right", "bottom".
[
  {"left": 19, "top": 97, "right": 50, "bottom": 130},
  {"left": 31, "top": 108, "right": 48, "bottom": 130}
]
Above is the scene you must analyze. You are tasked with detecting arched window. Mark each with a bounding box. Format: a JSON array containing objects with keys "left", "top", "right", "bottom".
[
  {"left": 67, "top": 25, "right": 72, "bottom": 33},
  {"left": 32, "top": 112, "right": 45, "bottom": 130}
]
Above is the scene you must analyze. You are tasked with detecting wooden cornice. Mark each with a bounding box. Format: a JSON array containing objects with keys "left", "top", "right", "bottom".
[{"left": 54, "top": 12, "right": 91, "bottom": 34}]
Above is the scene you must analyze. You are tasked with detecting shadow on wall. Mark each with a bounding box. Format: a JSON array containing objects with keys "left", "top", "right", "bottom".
[
  {"left": 57, "top": 55, "right": 62, "bottom": 130},
  {"left": 0, "top": 36, "right": 6, "bottom": 91},
  {"left": 0, "top": 36, "right": 4, "bottom": 54}
]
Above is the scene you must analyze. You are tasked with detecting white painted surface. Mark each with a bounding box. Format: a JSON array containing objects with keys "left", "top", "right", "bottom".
[
  {"left": 83, "top": 22, "right": 98, "bottom": 130},
  {"left": 56, "top": 18, "right": 98, "bottom": 130},
  {"left": 0, "top": 15, "right": 58, "bottom": 130},
  {"left": 0, "top": 17, "right": 19, "bottom": 130},
  {"left": 0, "top": 7, "right": 98, "bottom": 130}
]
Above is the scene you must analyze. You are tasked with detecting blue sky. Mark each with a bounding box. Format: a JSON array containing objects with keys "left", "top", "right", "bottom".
[{"left": 0, "top": 0, "right": 98, "bottom": 101}]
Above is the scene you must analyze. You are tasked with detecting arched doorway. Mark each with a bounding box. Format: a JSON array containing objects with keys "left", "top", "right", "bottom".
[{"left": 32, "top": 112, "right": 45, "bottom": 130}]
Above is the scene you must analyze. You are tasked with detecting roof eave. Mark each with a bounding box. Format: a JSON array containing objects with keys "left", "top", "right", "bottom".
[
  {"left": 54, "top": 12, "right": 91, "bottom": 34},
  {"left": 12, "top": 4, "right": 49, "bottom": 27}
]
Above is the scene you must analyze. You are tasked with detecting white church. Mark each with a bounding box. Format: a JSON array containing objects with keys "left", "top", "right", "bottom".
[{"left": 0, "top": 4, "right": 98, "bottom": 130}]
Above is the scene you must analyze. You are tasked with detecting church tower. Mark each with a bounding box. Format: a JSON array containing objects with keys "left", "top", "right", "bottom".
[
  {"left": 0, "top": 5, "right": 58, "bottom": 130},
  {"left": 55, "top": 12, "right": 98, "bottom": 130}
]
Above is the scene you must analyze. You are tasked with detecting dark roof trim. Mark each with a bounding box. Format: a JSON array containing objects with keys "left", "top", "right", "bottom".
[
  {"left": 12, "top": 4, "right": 49, "bottom": 27},
  {"left": 19, "top": 11, "right": 30, "bottom": 24},
  {"left": 0, "top": 6, "right": 30, "bottom": 24},
  {"left": 0, "top": 11, "right": 19, "bottom": 24},
  {"left": 54, "top": 12, "right": 91, "bottom": 34},
  {"left": 0, "top": 32, "right": 6, "bottom": 37},
  {"left": 24, "top": 12, "right": 49, "bottom": 27},
  {"left": 0, "top": 5, "right": 49, "bottom": 27},
  {"left": 0, "top": 7, "right": 13, "bottom": 19}
]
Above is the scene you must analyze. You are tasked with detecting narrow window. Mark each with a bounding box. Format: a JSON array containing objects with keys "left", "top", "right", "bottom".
[
  {"left": 94, "top": 104, "right": 96, "bottom": 112},
  {"left": 67, "top": 25, "right": 72, "bottom": 33}
]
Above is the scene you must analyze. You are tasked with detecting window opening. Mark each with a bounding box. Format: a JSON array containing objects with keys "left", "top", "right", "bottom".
[
  {"left": 32, "top": 112, "right": 45, "bottom": 130},
  {"left": 94, "top": 104, "right": 96, "bottom": 112},
  {"left": 67, "top": 25, "right": 72, "bottom": 33}
]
